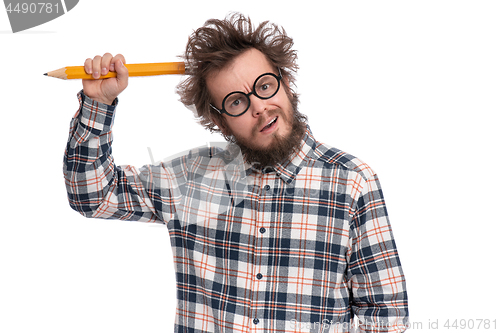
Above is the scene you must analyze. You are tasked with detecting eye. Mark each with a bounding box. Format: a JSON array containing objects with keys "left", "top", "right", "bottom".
[
  {"left": 255, "top": 76, "right": 277, "bottom": 97},
  {"left": 224, "top": 93, "right": 248, "bottom": 113},
  {"left": 258, "top": 82, "right": 272, "bottom": 93},
  {"left": 231, "top": 98, "right": 242, "bottom": 107}
]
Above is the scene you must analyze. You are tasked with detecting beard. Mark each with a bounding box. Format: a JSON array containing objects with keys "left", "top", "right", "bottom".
[{"left": 227, "top": 106, "right": 307, "bottom": 169}]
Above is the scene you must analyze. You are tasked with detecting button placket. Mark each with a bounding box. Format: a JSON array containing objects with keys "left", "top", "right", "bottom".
[{"left": 251, "top": 173, "right": 266, "bottom": 330}]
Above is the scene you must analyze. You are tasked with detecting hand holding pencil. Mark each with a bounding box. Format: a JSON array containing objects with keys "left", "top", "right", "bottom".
[{"left": 77, "top": 53, "right": 129, "bottom": 105}]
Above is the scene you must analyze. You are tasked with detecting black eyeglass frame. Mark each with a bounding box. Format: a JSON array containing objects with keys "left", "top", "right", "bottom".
[{"left": 210, "top": 69, "right": 282, "bottom": 117}]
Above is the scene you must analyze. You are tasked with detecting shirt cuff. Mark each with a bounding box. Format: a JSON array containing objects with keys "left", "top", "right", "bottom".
[{"left": 76, "top": 90, "right": 118, "bottom": 133}]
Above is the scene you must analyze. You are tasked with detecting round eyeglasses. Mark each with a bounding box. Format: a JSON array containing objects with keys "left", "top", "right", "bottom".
[{"left": 210, "top": 70, "right": 282, "bottom": 117}]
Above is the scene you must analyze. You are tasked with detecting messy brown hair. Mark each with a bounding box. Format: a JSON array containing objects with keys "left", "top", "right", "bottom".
[{"left": 176, "top": 13, "right": 301, "bottom": 135}]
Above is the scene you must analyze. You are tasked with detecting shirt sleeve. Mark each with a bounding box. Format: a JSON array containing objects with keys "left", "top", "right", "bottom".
[
  {"left": 63, "top": 90, "right": 174, "bottom": 223},
  {"left": 347, "top": 173, "right": 410, "bottom": 332}
]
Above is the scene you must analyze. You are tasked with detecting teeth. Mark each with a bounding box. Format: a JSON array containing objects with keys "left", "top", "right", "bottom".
[{"left": 267, "top": 117, "right": 277, "bottom": 126}]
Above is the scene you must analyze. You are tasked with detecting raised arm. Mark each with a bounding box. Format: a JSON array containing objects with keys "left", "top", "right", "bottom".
[{"left": 63, "top": 54, "right": 169, "bottom": 223}]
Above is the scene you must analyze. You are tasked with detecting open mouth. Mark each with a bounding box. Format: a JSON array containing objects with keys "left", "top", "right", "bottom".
[{"left": 261, "top": 116, "right": 278, "bottom": 132}]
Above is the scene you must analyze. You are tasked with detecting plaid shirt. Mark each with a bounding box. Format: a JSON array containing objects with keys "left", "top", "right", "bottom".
[{"left": 64, "top": 91, "right": 409, "bottom": 333}]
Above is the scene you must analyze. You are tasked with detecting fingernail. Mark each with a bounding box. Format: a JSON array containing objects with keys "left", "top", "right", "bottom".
[
  {"left": 93, "top": 71, "right": 99, "bottom": 79},
  {"left": 116, "top": 60, "right": 123, "bottom": 68},
  {"left": 110, "top": 64, "right": 115, "bottom": 71},
  {"left": 102, "top": 67, "right": 107, "bottom": 74}
]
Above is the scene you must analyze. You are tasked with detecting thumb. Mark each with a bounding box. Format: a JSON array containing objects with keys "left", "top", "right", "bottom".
[{"left": 115, "top": 59, "right": 129, "bottom": 88}]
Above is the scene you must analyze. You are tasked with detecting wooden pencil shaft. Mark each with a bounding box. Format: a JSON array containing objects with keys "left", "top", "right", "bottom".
[{"left": 46, "top": 62, "right": 186, "bottom": 80}]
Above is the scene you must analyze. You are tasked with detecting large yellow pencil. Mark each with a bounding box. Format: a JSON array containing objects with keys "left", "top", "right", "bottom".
[{"left": 44, "top": 62, "right": 191, "bottom": 80}]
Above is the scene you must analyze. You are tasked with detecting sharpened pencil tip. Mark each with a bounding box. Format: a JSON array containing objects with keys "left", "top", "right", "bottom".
[{"left": 44, "top": 73, "right": 47, "bottom": 76}]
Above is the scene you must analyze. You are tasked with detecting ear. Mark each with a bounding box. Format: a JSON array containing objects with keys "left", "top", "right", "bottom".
[
  {"left": 281, "top": 74, "right": 295, "bottom": 100},
  {"left": 282, "top": 74, "right": 291, "bottom": 90}
]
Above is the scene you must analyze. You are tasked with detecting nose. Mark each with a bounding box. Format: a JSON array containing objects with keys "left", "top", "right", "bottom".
[{"left": 249, "top": 95, "right": 267, "bottom": 117}]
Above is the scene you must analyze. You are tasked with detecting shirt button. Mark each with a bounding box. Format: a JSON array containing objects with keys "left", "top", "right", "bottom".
[
  {"left": 259, "top": 227, "right": 266, "bottom": 234},
  {"left": 264, "top": 185, "right": 271, "bottom": 191},
  {"left": 253, "top": 318, "right": 259, "bottom": 325},
  {"left": 256, "top": 273, "right": 263, "bottom": 280}
]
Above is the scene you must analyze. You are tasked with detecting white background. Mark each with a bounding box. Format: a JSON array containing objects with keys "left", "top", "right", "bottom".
[{"left": 1, "top": 1, "right": 499, "bottom": 332}]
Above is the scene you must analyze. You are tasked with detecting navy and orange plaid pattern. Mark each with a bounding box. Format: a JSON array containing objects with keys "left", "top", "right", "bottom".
[{"left": 64, "top": 91, "right": 409, "bottom": 333}]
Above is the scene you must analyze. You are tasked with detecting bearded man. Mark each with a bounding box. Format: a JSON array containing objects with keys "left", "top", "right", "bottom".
[{"left": 64, "top": 13, "right": 409, "bottom": 333}]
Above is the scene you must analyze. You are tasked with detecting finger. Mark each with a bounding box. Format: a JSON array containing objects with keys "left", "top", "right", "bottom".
[
  {"left": 101, "top": 53, "right": 113, "bottom": 76},
  {"left": 109, "top": 54, "right": 126, "bottom": 72},
  {"left": 92, "top": 55, "right": 102, "bottom": 79},
  {"left": 84, "top": 58, "right": 92, "bottom": 75}
]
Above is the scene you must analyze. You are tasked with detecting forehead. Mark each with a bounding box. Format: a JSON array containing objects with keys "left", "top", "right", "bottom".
[{"left": 207, "top": 48, "right": 275, "bottom": 99}]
